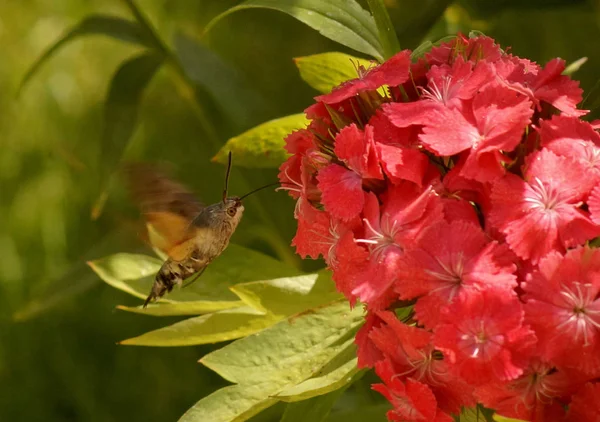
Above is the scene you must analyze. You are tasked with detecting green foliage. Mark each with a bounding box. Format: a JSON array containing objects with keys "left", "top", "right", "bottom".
[
  {"left": 205, "top": 0, "right": 384, "bottom": 61},
  {"left": 17, "top": 14, "right": 153, "bottom": 95},
  {"left": 179, "top": 301, "right": 363, "bottom": 422},
  {"left": 294, "top": 52, "right": 372, "bottom": 94},
  {"left": 213, "top": 114, "right": 309, "bottom": 168}
]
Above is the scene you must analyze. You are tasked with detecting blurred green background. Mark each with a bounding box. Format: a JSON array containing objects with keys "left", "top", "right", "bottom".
[{"left": 2, "top": 0, "right": 600, "bottom": 420}]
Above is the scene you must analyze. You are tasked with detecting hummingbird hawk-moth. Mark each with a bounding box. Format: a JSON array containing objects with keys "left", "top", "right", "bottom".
[{"left": 126, "top": 153, "right": 260, "bottom": 308}]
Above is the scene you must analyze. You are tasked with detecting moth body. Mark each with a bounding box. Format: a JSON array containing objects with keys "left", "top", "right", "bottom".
[{"left": 142, "top": 197, "right": 244, "bottom": 307}]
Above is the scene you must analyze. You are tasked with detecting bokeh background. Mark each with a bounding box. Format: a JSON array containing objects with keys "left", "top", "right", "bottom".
[{"left": 2, "top": 0, "right": 600, "bottom": 420}]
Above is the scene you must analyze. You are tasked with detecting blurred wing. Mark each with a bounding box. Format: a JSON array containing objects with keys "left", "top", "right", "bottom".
[{"left": 124, "top": 163, "right": 204, "bottom": 259}]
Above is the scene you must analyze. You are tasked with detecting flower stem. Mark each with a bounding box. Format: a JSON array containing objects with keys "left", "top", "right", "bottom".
[{"left": 367, "top": 0, "right": 401, "bottom": 60}]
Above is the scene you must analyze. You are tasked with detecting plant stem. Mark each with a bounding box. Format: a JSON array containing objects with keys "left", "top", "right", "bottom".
[{"left": 366, "top": 0, "right": 401, "bottom": 60}]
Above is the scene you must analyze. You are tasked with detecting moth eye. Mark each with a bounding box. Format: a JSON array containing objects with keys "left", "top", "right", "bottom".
[{"left": 227, "top": 207, "right": 236, "bottom": 217}]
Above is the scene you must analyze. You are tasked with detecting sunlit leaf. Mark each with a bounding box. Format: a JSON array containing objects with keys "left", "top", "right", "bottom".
[
  {"left": 119, "top": 273, "right": 341, "bottom": 346},
  {"left": 200, "top": 301, "right": 362, "bottom": 384},
  {"left": 276, "top": 343, "right": 361, "bottom": 401},
  {"left": 204, "top": 0, "right": 384, "bottom": 61},
  {"left": 18, "top": 14, "right": 154, "bottom": 94},
  {"left": 563, "top": 57, "right": 588, "bottom": 75},
  {"left": 212, "top": 114, "right": 308, "bottom": 168},
  {"left": 178, "top": 301, "right": 363, "bottom": 421},
  {"left": 229, "top": 271, "right": 341, "bottom": 314},
  {"left": 294, "top": 52, "right": 372, "bottom": 94},
  {"left": 88, "top": 244, "right": 302, "bottom": 307},
  {"left": 88, "top": 253, "right": 161, "bottom": 299},
  {"left": 116, "top": 300, "right": 245, "bottom": 316},
  {"left": 120, "top": 306, "right": 279, "bottom": 346}
]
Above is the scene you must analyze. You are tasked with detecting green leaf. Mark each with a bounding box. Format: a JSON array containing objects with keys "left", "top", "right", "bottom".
[
  {"left": 173, "top": 32, "right": 270, "bottom": 131},
  {"left": 89, "top": 244, "right": 302, "bottom": 307},
  {"left": 179, "top": 382, "right": 278, "bottom": 422},
  {"left": 229, "top": 271, "right": 341, "bottom": 315},
  {"left": 276, "top": 342, "right": 361, "bottom": 401},
  {"left": 120, "top": 273, "right": 341, "bottom": 346},
  {"left": 280, "top": 388, "right": 347, "bottom": 422},
  {"left": 563, "top": 57, "right": 588, "bottom": 75},
  {"left": 88, "top": 253, "right": 161, "bottom": 300},
  {"left": 116, "top": 300, "right": 245, "bottom": 317},
  {"left": 212, "top": 114, "right": 308, "bottom": 168},
  {"left": 200, "top": 301, "right": 362, "bottom": 384},
  {"left": 204, "top": 0, "right": 384, "bottom": 61},
  {"left": 178, "top": 301, "right": 364, "bottom": 421},
  {"left": 460, "top": 406, "right": 495, "bottom": 422},
  {"left": 294, "top": 52, "right": 373, "bottom": 94},
  {"left": 101, "top": 51, "right": 163, "bottom": 169},
  {"left": 365, "top": 0, "right": 400, "bottom": 59},
  {"left": 120, "top": 306, "right": 279, "bottom": 346},
  {"left": 18, "top": 14, "right": 154, "bottom": 94}
]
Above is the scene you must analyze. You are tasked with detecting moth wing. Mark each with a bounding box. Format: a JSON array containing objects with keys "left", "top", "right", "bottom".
[{"left": 125, "top": 163, "right": 204, "bottom": 259}]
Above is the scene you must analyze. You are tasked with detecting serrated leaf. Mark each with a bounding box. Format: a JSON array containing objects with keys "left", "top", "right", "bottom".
[
  {"left": 179, "top": 301, "right": 364, "bottom": 422},
  {"left": 294, "top": 52, "right": 373, "bottom": 94},
  {"left": 280, "top": 388, "right": 346, "bottom": 422},
  {"left": 212, "top": 114, "right": 308, "bottom": 168},
  {"left": 173, "top": 32, "right": 270, "bottom": 131},
  {"left": 89, "top": 244, "right": 302, "bottom": 307},
  {"left": 119, "top": 272, "right": 341, "bottom": 346},
  {"left": 276, "top": 343, "right": 361, "bottom": 401},
  {"left": 18, "top": 14, "right": 154, "bottom": 94},
  {"left": 201, "top": 301, "right": 363, "bottom": 384},
  {"left": 204, "top": 0, "right": 384, "bottom": 61}
]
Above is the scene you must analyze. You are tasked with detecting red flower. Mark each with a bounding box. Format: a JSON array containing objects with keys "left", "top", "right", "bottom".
[
  {"left": 434, "top": 288, "right": 536, "bottom": 385},
  {"left": 317, "top": 124, "right": 383, "bottom": 221},
  {"left": 373, "top": 358, "right": 453, "bottom": 422},
  {"left": 590, "top": 185, "right": 600, "bottom": 224},
  {"left": 355, "top": 311, "right": 385, "bottom": 368},
  {"left": 370, "top": 311, "right": 475, "bottom": 414},
  {"left": 540, "top": 115, "right": 600, "bottom": 184},
  {"left": 352, "top": 185, "right": 443, "bottom": 308},
  {"left": 523, "top": 246, "right": 600, "bottom": 375},
  {"left": 475, "top": 360, "right": 585, "bottom": 422},
  {"left": 490, "top": 148, "right": 600, "bottom": 263},
  {"left": 316, "top": 50, "right": 411, "bottom": 104},
  {"left": 566, "top": 382, "right": 600, "bottom": 421},
  {"left": 397, "top": 220, "right": 517, "bottom": 328}
]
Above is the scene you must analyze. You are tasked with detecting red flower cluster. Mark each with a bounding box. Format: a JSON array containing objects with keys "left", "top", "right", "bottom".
[{"left": 279, "top": 34, "right": 600, "bottom": 421}]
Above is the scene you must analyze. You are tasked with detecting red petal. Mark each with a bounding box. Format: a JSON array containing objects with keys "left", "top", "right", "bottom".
[{"left": 317, "top": 164, "right": 365, "bottom": 221}]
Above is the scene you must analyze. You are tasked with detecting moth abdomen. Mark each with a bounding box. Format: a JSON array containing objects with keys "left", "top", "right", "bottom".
[{"left": 143, "top": 255, "right": 207, "bottom": 307}]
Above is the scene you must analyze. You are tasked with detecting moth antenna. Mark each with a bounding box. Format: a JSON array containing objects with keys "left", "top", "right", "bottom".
[
  {"left": 239, "top": 182, "right": 294, "bottom": 200},
  {"left": 223, "top": 151, "right": 233, "bottom": 203}
]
